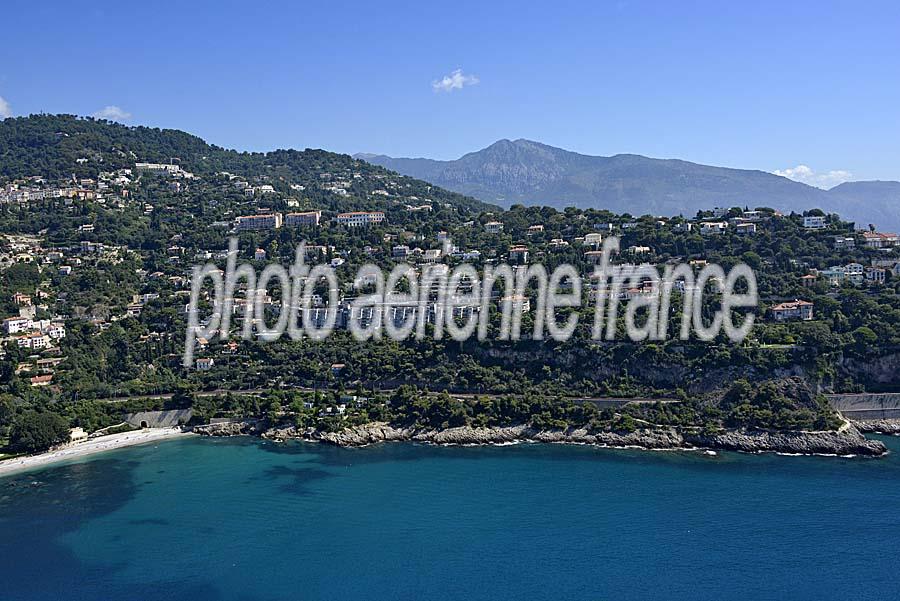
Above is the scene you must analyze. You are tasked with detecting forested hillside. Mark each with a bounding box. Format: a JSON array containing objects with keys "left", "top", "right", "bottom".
[{"left": 0, "top": 115, "right": 494, "bottom": 213}]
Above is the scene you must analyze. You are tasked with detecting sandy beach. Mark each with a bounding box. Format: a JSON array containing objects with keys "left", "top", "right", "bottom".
[{"left": 0, "top": 427, "right": 193, "bottom": 478}]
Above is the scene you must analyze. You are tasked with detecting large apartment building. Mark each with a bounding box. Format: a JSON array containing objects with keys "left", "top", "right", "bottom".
[
  {"left": 336, "top": 211, "right": 385, "bottom": 227},
  {"left": 235, "top": 213, "right": 283, "bottom": 231},
  {"left": 284, "top": 211, "right": 322, "bottom": 227}
]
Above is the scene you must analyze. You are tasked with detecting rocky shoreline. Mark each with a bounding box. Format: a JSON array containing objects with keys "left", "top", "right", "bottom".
[
  {"left": 193, "top": 420, "right": 888, "bottom": 457},
  {"left": 851, "top": 419, "right": 900, "bottom": 436}
]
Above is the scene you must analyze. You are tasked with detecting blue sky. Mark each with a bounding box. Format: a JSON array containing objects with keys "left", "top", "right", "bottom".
[{"left": 2, "top": 0, "right": 899, "bottom": 186}]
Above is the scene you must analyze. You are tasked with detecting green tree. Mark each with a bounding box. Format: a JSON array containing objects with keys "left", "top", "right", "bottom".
[{"left": 10, "top": 411, "right": 70, "bottom": 453}]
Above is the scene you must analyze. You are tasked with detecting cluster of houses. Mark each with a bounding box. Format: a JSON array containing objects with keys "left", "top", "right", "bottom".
[
  {"left": 483, "top": 209, "right": 772, "bottom": 240},
  {"left": 0, "top": 231, "right": 159, "bottom": 388},
  {"left": 0, "top": 174, "right": 116, "bottom": 205},
  {"left": 1, "top": 182, "right": 86, "bottom": 204},
  {"left": 0, "top": 158, "right": 460, "bottom": 383},
  {"left": 186, "top": 202, "right": 898, "bottom": 337},
  {"left": 223, "top": 165, "right": 439, "bottom": 209},
  {"left": 2, "top": 301, "right": 67, "bottom": 386},
  {"left": 819, "top": 263, "right": 889, "bottom": 286},
  {"left": 2, "top": 315, "right": 66, "bottom": 347},
  {"left": 799, "top": 260, "right": 899, "bottom": 288},
  {"left": 479, "top": 208, "right": 895, "bottom": 246},
  {"left": 2, "top": 234, "right": 130, "bottom": 279},
  {"left": 0, "top": 168, "right": 148, "bottom": 212}
]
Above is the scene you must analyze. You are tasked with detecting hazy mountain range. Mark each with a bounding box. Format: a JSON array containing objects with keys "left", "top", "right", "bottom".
[{"left": 356, "top": 139, "right": 900, "bottom": 232}]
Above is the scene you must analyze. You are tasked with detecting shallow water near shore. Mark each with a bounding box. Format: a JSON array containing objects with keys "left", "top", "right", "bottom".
[{"left": 2, "top": 436, "right": 900, "bottom": 601}]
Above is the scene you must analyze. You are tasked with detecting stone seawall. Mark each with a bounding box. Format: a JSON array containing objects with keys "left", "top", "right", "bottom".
[
  {"left": 827, "top": 393, "right": 900, "bottom": 420},
  {"left": 125, "top": 409, "right": 194, "bottom": 428}
]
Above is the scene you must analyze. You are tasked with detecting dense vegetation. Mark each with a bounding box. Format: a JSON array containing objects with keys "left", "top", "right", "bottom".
[{"left": 7, "top": 410, "right": 70, "bottom": 453}]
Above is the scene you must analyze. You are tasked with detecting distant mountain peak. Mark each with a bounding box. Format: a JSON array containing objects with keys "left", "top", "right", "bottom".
[
  {"left": 352, "top": 152, "right": 382, "bottom": 160},
  {"left": 358, "top": 139, "right": 900, "bottom": 231}
]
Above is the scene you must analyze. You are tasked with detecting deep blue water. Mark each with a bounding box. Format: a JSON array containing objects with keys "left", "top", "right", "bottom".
[{"left": 2, "top": 436, "right": 900, "bottom": 601}]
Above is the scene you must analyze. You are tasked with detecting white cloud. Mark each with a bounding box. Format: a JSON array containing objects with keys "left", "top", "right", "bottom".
[
  {"left": 773, "top": 164, "right": 853, "bottom": 189},
  {"left": 432, "top": 69, "right": 479, "bottom": 93},
  {"left": 92, "top": 105, "right": 132, "bottom": 122},
  {"left": 0, "top": 96, "right": 11, "bottom": 119}
]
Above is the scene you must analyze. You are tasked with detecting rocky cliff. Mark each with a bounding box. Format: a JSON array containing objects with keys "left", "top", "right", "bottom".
[{"left": 839, "top": 352, "right": 900, "bottom": 386}]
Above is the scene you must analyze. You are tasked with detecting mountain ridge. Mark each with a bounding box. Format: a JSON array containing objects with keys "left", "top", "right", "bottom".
[{"left": 356, "top": 140, "right": 900, "bottom": 231}]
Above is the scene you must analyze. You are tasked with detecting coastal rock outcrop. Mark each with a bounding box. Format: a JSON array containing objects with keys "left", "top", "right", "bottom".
[
  {"left": 413, "top": 425, "right": 530, "bottom": 445},
  {"left": 302, "top": 421, "right": 888, "bottom": 456},
  {"left": 684, "top": 424, "right": 886, "bottom": 456},
  {"left": 316, "top": 423, "right": 413, "bottom": 446},
  {"left": 194, "top": 419, "right": 887, "bottom": 456},
  {"left": 193, "top": 420, "right": 265, "bottom": 437},
  {"left": 532, "top": 426, "right": 688, "bottom": 449},
  {"left": 852, "top": 419, "right": 900, "bottom": 435}
]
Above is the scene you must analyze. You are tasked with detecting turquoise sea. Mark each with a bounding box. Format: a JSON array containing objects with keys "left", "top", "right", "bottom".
[{"left": 2, "top": 435, "right": 900, "bottom": 601}]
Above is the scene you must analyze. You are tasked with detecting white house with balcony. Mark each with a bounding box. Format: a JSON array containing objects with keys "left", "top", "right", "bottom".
[{"left": 803, "top": 215, "right": 826, "bottom": 229}]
